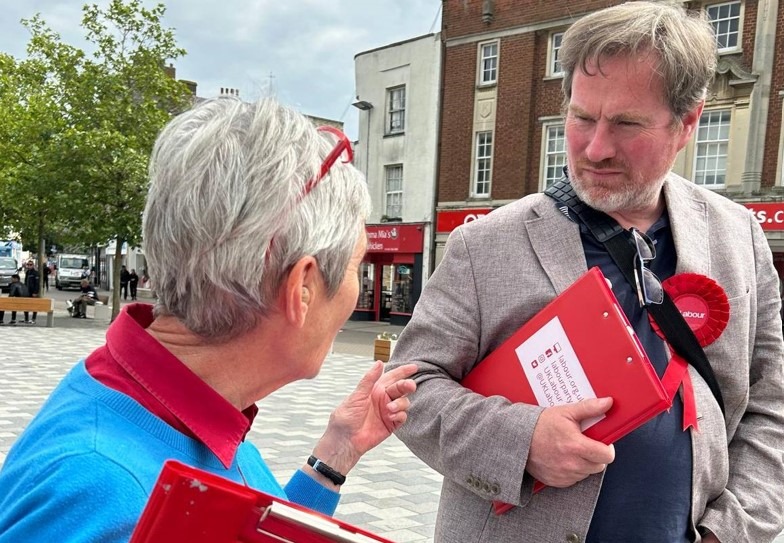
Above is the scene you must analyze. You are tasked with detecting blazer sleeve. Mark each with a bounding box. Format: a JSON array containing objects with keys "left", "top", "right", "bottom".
[
  {"left": 698, "top": 216, "right": 784, "bottom": 542},
  {"left": 387, "top": 227, "right": 544, "bottom": 508}
]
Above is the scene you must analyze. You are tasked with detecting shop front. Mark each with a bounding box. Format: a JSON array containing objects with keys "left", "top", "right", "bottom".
[
  {"left": 742, "top": 202, "right": 784, "bottom": 288},
  {"left": 353, "top": 223, "right": 425, "bottom": 326}
]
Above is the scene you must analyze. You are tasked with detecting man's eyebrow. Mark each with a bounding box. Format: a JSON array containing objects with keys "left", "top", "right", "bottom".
[{"left": 568, "top": 104, "right": 654, "bottom": 125}]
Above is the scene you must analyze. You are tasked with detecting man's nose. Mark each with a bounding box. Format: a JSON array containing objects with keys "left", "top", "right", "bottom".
[{"left": 584, "top": 122, "right": 617, "bottom": 163}]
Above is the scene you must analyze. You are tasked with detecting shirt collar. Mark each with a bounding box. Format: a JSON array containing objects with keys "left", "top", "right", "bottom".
[{"left": 101, "top": 304, "right": 257, "bottom": 467}]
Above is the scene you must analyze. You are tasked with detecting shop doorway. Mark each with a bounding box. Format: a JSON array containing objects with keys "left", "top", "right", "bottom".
[{"left": 380, "top": 264, "right": 395, "bottom": 321}]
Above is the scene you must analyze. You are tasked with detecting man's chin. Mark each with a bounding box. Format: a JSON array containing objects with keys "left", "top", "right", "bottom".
[{"left": 570, "top": 179, "right": 622, "bottom": 213}]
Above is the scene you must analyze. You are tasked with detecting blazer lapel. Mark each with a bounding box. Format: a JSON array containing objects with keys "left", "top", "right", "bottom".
[
  {"left": 663, "top": 175, "right": 711, "bottom": 275},
  {"left": 527, "top": 197, "right": 587, "bottom": 294}
]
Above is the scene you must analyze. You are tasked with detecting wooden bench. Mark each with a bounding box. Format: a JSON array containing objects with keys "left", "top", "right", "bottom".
[{"left": 0, "top": 297, "right": 55, "bottom": 327}]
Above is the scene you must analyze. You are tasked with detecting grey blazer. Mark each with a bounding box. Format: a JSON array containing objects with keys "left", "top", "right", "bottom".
[{"left": 389, "top": 174, "right": 784, "bottom": 543}]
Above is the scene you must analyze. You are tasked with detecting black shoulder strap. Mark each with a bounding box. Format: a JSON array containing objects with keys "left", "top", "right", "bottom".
[{"left": 545, "top": 178, "right": 726, "bottom": 417}]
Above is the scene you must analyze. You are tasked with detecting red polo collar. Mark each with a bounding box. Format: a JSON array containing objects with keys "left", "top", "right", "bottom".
[{"left": 85, "top": 304, "right": 258, "bottom": 468}]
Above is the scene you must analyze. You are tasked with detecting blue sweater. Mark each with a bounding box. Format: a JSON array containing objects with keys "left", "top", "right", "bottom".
[{"left": 0, "top": 362, "right": 339, "bottom": 542}]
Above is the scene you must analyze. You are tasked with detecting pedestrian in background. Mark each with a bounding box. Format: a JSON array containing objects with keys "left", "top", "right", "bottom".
[
  {"left": 22, "top": 260, "right": 38, "bottom": 325},
  {"left": 0, "top": 274, "right": 26, "bottom": 325},
  {"left": 129, "top": 268, "right": 139, "bottom": 301},
  {"left": 119, "top": 265, "right": 130, "bottom": 300},
  {"left": 68, "top": 278, "right": 98, "bottom": 319},
  {"left": 42, "top": 263, "right": 50, "bottom": 292}
]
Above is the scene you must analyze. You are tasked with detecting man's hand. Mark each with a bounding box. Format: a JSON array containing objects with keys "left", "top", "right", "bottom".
[
  {"left": 701, "top": 531, "right": 720, "bottom": 543},
  {"left": 527, "top": 397, "right": 615, "bottom": 488},
  {"left": 310, "top": 362, "right": 417, "bottom": 478}
]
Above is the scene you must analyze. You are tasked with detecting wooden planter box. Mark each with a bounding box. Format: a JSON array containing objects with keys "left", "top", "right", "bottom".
[{"left": 373, "top": 339, "right": 397, "bottom": 363}]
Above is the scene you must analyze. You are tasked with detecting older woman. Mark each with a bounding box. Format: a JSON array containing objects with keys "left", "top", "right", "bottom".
[{"left": 0, "top": 97, "right": 417, "bottom": 542}]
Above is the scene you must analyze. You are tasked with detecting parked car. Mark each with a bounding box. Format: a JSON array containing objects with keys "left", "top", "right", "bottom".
[{"left": 0, "top": 257, "right": 18, "bottom": 293}]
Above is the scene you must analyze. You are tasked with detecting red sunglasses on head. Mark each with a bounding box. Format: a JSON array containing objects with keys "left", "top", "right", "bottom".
[
  {"left": 299, "top": 126, "right": 353, "bottom": 199},
  {"left": 265, "top": 126, "right": 354, "bottom": 261}
]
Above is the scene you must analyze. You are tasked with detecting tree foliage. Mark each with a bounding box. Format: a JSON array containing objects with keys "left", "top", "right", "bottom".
[{"left": 0, "top": 0, "right": 192, "bottom": 315}]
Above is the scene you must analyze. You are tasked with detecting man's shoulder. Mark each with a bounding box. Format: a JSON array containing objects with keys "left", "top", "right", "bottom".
[
  {"left": 666, "top": 173, "right": 749, "bottom": 213},
  {"left": 461, "top": 193, "right": 552, "bottom": 231}
]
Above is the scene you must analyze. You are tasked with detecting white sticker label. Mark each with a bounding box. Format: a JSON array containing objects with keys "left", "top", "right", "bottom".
[{"left": 514, "top": 316, "right": 604, "bottom": 430}]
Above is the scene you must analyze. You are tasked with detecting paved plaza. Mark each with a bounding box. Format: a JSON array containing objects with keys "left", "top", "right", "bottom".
[{"left": 0, "top": 321, "right": 441, "bottom": 542}]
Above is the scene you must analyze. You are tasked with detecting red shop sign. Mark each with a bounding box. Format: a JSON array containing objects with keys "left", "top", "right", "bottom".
[
  {"left": 365, "top": 224, "right": 424, "bottom": 253},
  {"left": 743, "top": 202, "right": 784, "bottom": 231},
  {"left": 436, "top": 208, "right": 494, "bottom": 233}
]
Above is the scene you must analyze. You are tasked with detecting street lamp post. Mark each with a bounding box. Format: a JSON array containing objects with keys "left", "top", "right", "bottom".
[{"left": 351, "top": 100, "right": 374, "bottom": 180}]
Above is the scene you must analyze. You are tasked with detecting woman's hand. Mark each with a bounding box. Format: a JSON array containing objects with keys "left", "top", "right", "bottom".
[{"left": 309, "top": 361, "right": 417, "bottom": 480}]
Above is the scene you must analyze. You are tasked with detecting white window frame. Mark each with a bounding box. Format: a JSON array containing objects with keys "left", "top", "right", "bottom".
[
  {"left": 706, "top": 1, "right": 742, "bottom": 53},
  {"left": 473, "top": 131, "right": 493, "bottom": 198},
  {"left": 541, "top": 122, "right": 566, "bottom": 190},
  {"left": 693, "top": 109, "right": 731, "bottom": 189},
  {"left": 385, "top": 164, "right": 403, "bottom": 218},
  {"left": 547, "top": 32, "right": 564, "bottom": 77},
  {"left": 478, "top": 41, "right": 499, "bottom": 86},
  {"left": 386, "top": 85, "right": 406, "bottom": 135}
]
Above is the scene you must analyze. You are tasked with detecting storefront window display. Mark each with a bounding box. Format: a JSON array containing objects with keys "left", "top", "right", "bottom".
[
  {"left": 357, "top": 262, "right": 375, "bottom": 310},
  {"left": 391, "top": 265, "right": 414, "bottom": 314}
]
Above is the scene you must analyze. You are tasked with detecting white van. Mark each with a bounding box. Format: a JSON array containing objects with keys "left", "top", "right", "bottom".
[{"left": 55, "top": 254, "right": 89, "bottom": 290}]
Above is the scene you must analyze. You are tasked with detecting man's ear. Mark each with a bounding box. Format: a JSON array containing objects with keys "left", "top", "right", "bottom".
[
  {"left": 676, "top": 100, "right": 704, "bottom": 150},
  {"left": 282, "top": 256, "right": 318, "bottom": 328}
]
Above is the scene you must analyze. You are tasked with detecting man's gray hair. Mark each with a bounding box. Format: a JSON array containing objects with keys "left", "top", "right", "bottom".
[
  {"left": 560, "top": 1, "right": 717, "bottom": 120},
  {"left": 143, "top": 97, "right": 371, "bottom": 341}
]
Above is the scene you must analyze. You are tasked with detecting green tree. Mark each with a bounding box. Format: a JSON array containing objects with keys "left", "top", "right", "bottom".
[
  {"left": 0, "top": 39, "right": 79, "bottom": 285},
  {"left": 0, "top": 1, "right": 191, "bottom": 316}
]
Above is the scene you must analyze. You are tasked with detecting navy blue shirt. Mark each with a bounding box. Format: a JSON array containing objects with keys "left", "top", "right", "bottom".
[{"left": 574, "top": 213, "right": 693, "bottom": 543}]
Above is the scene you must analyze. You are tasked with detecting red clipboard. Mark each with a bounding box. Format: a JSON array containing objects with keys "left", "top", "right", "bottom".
[
  {"left": 461, "top": 267, "right": 670, "bottom": 512},
  {"left": 130, "top": 460, "right": 396, "bottom": 543}
]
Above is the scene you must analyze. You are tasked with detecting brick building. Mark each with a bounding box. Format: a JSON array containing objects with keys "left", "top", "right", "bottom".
[{"left": 434, "top": 0, "right": 784, "bottom": 281}]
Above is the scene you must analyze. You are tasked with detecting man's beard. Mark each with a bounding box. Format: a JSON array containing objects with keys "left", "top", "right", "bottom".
[{"left": 568, "top": 158, "right": 670, "bottom": 215}]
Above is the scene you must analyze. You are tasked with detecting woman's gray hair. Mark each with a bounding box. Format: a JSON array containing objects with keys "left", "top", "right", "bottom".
[
  {"left": 143, "top": 97, "right": 371, "bottom": 341},
  {"left": 560, "top": 1, "right": 717, "bottom": 121}
]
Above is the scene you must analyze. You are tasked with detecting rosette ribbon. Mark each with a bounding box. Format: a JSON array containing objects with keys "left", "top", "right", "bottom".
[{"left": 649, "top": 273, "right": 730, "bottom": 431}]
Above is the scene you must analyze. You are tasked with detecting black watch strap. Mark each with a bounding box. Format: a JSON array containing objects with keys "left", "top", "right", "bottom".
[{"left": 307, "top": 455, "right": 346, "bottom": 486}]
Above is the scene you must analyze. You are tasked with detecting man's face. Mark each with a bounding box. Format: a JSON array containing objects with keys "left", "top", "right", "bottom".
[{"left": 564, "top": 53, "right": 701, "bottom": 215}]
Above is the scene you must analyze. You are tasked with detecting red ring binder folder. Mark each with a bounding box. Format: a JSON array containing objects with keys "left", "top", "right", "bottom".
[
  {"left": 130, "top": 460, "right": 396, "bottom": 543},
  {"left": 460, "top": 267, "right": 671, "bottom": 513}
]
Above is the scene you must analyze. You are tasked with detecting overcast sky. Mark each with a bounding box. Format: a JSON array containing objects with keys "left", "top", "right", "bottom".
[{"left": 0, "top": 0, "right": 442, "bottom": 138}]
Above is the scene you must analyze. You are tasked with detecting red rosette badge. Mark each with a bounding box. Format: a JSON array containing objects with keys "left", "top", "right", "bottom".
[{"left": 649, "top": 273, "right": 730, "bottom": 431}]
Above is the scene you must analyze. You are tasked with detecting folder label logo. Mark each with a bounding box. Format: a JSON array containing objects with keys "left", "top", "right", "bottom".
[{"left": 515, "top": 316, "right": 604, "bottom": 430}]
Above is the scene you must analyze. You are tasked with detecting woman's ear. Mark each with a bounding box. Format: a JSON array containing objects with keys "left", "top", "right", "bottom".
[
  {"left": 282, "top": 256, "right": 318, "bottom": 328},
  {"left": 301, "top": 287, "right": 310, "bottom": 305}
]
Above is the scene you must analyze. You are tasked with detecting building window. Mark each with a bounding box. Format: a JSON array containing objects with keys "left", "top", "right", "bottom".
[
  {"left": 548, "top": 32, "right": 564, "bottom": 77},
  {"left": 706, "top": 1, "right": 741, "bottom": 51},
  {"left": 473, "top": 131, "right": 493, "bottom": 197},
  {"left": 543, "top": 124, "right": 566, "bottom": 189},
  {"left": 385, "top": 165, "right": 403, "bottom": 218},
  {"left": 479, "top": 41, "right": 498, "bottom": 85},
  {"left": 694, "top": 109, "right": 731, "bottom": 188},
  {"left": 387, "top": 86, "right": 405, "bottom": 134}
]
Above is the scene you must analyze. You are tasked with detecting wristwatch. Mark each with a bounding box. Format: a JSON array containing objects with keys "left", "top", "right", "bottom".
[{"left": 307, "top": 455, "right": 346, "bottom": 486}]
